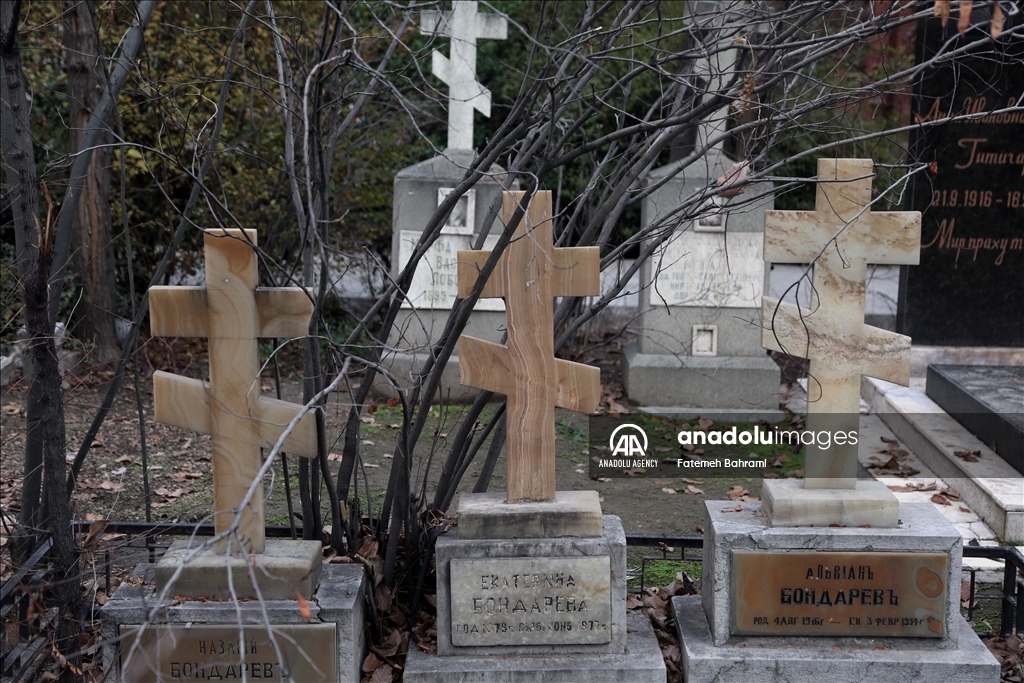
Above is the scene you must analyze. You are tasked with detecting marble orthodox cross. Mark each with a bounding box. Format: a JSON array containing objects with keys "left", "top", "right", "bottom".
[
  {"left": 458, "top": 191, "right": 601, "bottom": 502},
  {"left": 149, "top": 230, "right": 317, "bottom": 553},
  {"left": 761, "top": 159, "right": 921, "bottom": 489},
  {"left": 421, "top": 1, "right": 507, "bottom": 150}
]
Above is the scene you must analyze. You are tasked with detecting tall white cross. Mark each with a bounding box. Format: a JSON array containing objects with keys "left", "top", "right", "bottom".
[
  {"left": 421, "top": 1, "right": 507, "bottom": 150},
  {"left": 761, "top": 159, "right": 921, "bottom": 489}
]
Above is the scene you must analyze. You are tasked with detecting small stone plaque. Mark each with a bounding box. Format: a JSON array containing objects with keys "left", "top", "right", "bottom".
[
  {"left": 398, "top": 231, "right": 504, "bottom": 310},
  {"left": 654, "top": 231, "right": 764, "bottom": 308},
  {"left": 449, "top": 556, "right": 611, "bottom": 646},
  {"left": 732, "top": 551, "right": 948, "bottom": 638},
  {"left": 118, "top": 623, "right": 336, "bottom": 682}
]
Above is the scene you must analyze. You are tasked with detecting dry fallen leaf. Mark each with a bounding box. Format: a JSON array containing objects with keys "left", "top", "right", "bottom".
[
  {"left": 722, "top": 505, "right": 743, "bottom": 513},
  {"left": 931, "top": 493, "right": 952, "bottom": 506},
  {"left": 958, "top": 0, "right": 973, "bottom": 34},
  {"left": 661, "top": 488, "right": 678, "bottom": 494},
  {"left": 684, "top": 485, "right": 705, "bottom": 495},
  {"left": 295, "top": 591, "right": 312, "bottom": 622},
  {"left": 369, "top": 663, "right": 393, "bottom": 683}
]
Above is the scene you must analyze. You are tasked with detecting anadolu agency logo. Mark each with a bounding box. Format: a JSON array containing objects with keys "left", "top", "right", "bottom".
[{"left": 608, "top": 423, "right": 649, "bottom": 459}]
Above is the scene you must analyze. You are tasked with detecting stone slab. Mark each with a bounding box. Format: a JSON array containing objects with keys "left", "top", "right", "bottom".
[
  {"left": 925, "top": 365, "right": 1023, "bottom": 474},
  {"left": 449, "top": 556, "right": 611, "bottom": 646},
  {"left": 622, "top": 341, "right": 780, "bottom": 410},
  {"left": 118, "top": 623, "right": 337, "bottom": 682},
  {"left": 153, "top": 539, "right": 322, "bottom": 600},
  {"left": 456, "top": 491, "right": 603, "bottom": 539},
  {"left": 674, "top": 595, "right": 1000, "bottom": 683},
  {"left": 762, "top": 478, "right": 900, "bottom": 528},
  {"left": 101, "top": 563, "right": 366, "bottom": 683},
  {"left": 435, "top": 516, "right": 626, "bottom": 656},
  {"left": 700, "top": 501, "right": 963, "bottom": 648},
  {"left": 403, "top": 609, "right": 665, "bottom": 683},
  {"left": 863, "top": 376, "right": 1024, "bottom": 544},
  {"left": 731, "top": 551, "right": 948, "bottom": 637}
]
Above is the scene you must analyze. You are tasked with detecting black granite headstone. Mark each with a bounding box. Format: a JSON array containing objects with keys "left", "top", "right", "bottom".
[
  {"left": 925, "top": 365, "right": 1024, "bottom": 475},
  {"left": 899, "top": 9, "right": 1024, "bottom": 347}
]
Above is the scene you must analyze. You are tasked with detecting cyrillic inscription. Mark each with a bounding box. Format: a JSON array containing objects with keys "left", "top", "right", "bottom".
[
  {"left": 732, "top": 551, "right": 947, "bottom": 637},
  {"left": 118, "top": 624, "right": 336, "bottom": 682},
  {"left": 450, "top": 557, "right": 611, "bottom": 646}
]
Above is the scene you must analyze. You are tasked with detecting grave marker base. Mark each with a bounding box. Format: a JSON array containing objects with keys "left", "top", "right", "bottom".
[
  {"left": 762, "top": 479, "right": 900, "bottom": 528},
  {"left": 101, "top": 562, "right": 366, "bottom": 683},
  {"left": 153, "top": 539, "right": 322, "bottom": 600},
  {"left": 680, "top": 500, "right": 999, "bottom": 681}
]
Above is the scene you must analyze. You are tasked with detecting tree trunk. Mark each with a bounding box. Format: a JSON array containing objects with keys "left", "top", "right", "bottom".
[
  {"left": 1, "top": 4, "right": 82, "bottom": 679},
  {"left": 62, "top": 0, "right": 117, "bottom": 363}
]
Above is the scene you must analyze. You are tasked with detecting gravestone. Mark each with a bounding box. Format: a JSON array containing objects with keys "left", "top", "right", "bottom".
[
  {"left": 900, "top": 7, "right": 1024, "bottom": 347},
  {"left": 381, "top": 1, "right": 515, "bottom": 401},
  {"left": 403, "top": 192, "right": 665, "bottom": 682},
  {"left": 675, "top": 160, "right": 999, "bottom": 682},
  {"left": 101, "top": 230, "right": 366, "bottom": 683},
  {"left": 926, "top": 364, "right": 1024, "bottom": 475},
  {"left": 623, "top": 4, "right": 779, "bottom": 418},
  {"left": 623, "top": 148, "right": 779, "bottom": 418}
]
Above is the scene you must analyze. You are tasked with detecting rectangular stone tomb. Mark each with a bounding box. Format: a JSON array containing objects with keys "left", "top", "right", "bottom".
[
  {"left": 118, "top": 623, "right": 336, "bottom": 682},
  {"left": 449, "top": 556, "right": 611, "bottom": 646},
  {"left": 925, "top": 364, "right": 1024, "bottom": 475},
  {"left": 731, "top": 551, "right": 947, "bottom": 637}
]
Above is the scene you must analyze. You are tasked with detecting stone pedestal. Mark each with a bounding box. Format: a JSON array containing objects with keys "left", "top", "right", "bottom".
[
  {"left": 676, "top": 501, "right": 999, "bottom": 682},
  {"left": 101, "top": 561, "right": 366, "bottom": 683},
  {"left": 622, "top": 148, "right": 780, "bottom": 415},
  {"left": 762, "top": 478, "right": 900, "bottom": 528},
  {"left": 378, "top": 149, "right": 515, "bottom": 401},
  {"left": 404, "top": 510, "right": 665, "bottom": 682}
]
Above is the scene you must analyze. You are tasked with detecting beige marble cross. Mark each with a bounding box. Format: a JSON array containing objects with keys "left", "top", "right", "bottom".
[
  {"left": 457, "top": 191, "right": 601, "bottom": 502},
  {"left": 762, "top": 159, "right": 921, "bottom": 488},
  {"left": 149, "top": 229, "right": 317, "bottom": 553}
]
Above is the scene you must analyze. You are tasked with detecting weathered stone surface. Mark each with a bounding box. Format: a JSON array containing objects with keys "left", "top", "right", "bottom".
[
  {"left": 622, "top": 342, "right": 781, "bottom": 410},
  {"left": 700, "top": 501, "right": 962, "bottom": 648},
  {"left": 863, "top": 376, "right": 1024, "bottom": 544},
  {"left": 762, "top": 478, "right": 900, "bottom": 528},
  {"left": 731, "top": 551, "right": 948, "bottom": 637},
  {"left": 102, "top": 563, "right": 366, "bottom": 683},
  {"left": 450, "top": 556, "right": 610, "bottom": 646},
  {"left": 675, "top": 595, "right": 1000, "bottom": 683},
  {"left": 435, "top": 516, "right": 626, "bottom": 656},
  {"left": 153, "top": 539, "right": 322, "bottom": 600},
  {"left": 456, "top": 491, "right": 603, "bottom": 539},
  {"left": 404, "top": 609, "right": 665, "bottom": 683},
  {"left": 118, "top": 623, "right": 336, "bottom": 682}
]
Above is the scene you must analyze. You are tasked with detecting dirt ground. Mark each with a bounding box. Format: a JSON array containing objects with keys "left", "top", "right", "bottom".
[{"left": 0, "top": 338, "right": 796, "bottom": 553}]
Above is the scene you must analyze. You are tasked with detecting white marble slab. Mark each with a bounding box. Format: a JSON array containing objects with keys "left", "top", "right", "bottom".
[
  {"left": 398, "top": 231, "right": 504, "bottom": 310},
  {"left": 651, "top": 231, "right": 763, "bottom": 308}
]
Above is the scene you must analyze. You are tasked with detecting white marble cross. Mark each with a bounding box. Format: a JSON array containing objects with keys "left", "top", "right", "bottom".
[
  {"left": 421, "top": 1, "right": 507, "bottom": 150},
  {"left": 149, "top": 230, "right": 317, "bottom": 553},
  {"left": 761, "top": 159, "right": 921, "bottom": 489}
]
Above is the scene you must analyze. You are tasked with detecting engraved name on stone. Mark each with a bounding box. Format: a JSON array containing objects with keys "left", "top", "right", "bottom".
[
  {"left": 449, "top": 557, "right": 611, "bottom": 646},
  {"left": 654, "top": 231, "right": 764, "bottom": 308},
  {"left": 732, "top": 551, "right": 948, "bottom": 638},
  {"left": 118, "top": 624, "right": 336, "bottom": 682},
  {"left": 398, "top": 231, "right": 504, "bottom": 310}
]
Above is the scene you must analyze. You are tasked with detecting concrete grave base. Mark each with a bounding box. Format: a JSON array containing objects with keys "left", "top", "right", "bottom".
[
  {"left": 674, "top": 595, "right": 999, "bottom": 683},
  {"left": 622, "top": 341, "right": 781, "bottom": 411},
  {"left": 435, "top": 516, "right": 627, "bottom": 656},
  {"left": 153, "top": 539, "right": 322, "bottom": 600},
  {"left": 700, "top": 501, "right": 965, "bottom": 648},
  {"left": 456, "top": 491, "right": 603, "bottom": 539},
  {"left": 404, "top": 609, "right": 666, "bottom": 683},
  {"left": 101, "top": 562, "right": 366, "bottom": 683},
  {"left": 762, "top": 478, "right": 900, "bottom": 528}
]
